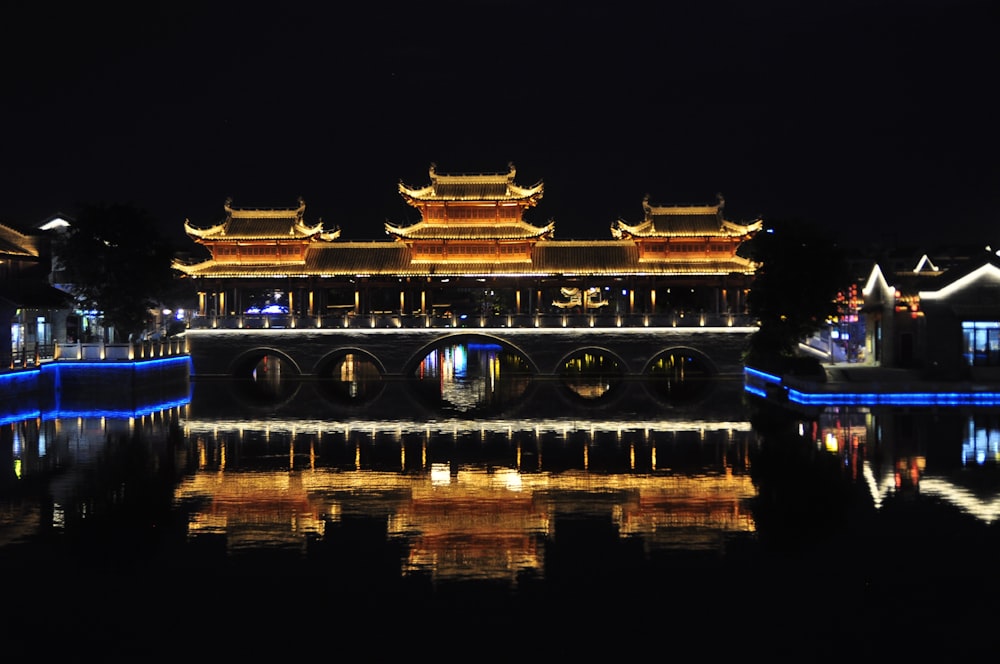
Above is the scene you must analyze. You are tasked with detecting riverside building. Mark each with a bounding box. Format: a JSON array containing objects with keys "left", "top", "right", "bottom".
[{"left": 174, "top": 164, "right": 762, "bottom": 327}]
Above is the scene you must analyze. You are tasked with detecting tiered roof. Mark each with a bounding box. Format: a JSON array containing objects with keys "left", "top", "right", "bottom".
[
  {"left": 385, "top": 220, "right": 553, "bottom": 241},
  {"left": 398, "top": 162, "right": 544, "bottom": 204},
  {"left": 612, "top": 194, "right": 761, "bottom": 239},
  {"left": 173, "top": 175, "right": 759, "bottom": 279},
  {"left": 174, "top": 240, "right": 755, "bottom": 279},
  {"left": 183, "top": 198, "right": 341, "bottom": 242},
  {"left": 387, "top": 163, "right": 553, "bottom": 241}
]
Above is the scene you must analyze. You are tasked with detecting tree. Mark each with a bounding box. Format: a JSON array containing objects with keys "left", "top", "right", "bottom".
[
  {"left": 59, "top": 203, "right": 180, "bottom": 342},
  {"left": 739, "top": 217, "right": 850, "bottom": 370}
]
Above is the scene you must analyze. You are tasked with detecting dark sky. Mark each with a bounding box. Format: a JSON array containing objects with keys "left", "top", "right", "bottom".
[{"left": 2, "top": 1, "right": 997, "bottom": 250}]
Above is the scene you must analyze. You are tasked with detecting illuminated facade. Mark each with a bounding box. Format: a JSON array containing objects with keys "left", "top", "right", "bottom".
[
  {"left": 862, "top": 250, "right": 1000, "bottom": 380},
  {"left": 0, "top": 219, "right": 74, "bottom": 367},
  {"left": 174, "top": 164, "right": 762, "bottom": 322}
]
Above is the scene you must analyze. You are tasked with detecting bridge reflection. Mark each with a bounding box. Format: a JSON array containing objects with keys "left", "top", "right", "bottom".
[
  {"left": 4, "top": 391, "right": 1000, "bottom": 587},
  {"left": 176, "top": 415, "right": 757, "bottom": 583}
]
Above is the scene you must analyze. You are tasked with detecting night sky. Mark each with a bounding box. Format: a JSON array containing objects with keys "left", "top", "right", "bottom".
[{"left": 2, "top": 1, "right": 997, "bottom": 250}]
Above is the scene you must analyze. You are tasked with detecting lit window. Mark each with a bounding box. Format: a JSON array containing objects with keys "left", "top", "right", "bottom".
[{"left": 962, "top": 321, "right": 1000, "bottom": 367}]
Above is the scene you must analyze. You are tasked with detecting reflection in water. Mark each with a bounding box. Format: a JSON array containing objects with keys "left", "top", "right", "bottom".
[
  {"left": 176, "top": 417, "right": 756, "bottom": 582},
  {"left": 558, "top": 350, "right": 623, "bottom": 400},
  {"left": 795, "top": 406, "right": 1000, "bottom": 523},
  {"left": 318, "top": 352, "right": 383, "bottom": 403},
  {"left": 412, "top": 342, "right": 532, "bottom": 414},
  {"left": 251, "top": 354, "right": 284, "bottom": 388},
  {"left": 646, "top": 350, "right": 715, "bottom": 403},
  {"left": 5, "top": 384, "right": 1000, "bottom": 659},
  {"left": 232, "top": 353, "right": 300, "bottom": 405},
  {"left": 964, "top": 414, "right": 1000, "bottom": 467}
]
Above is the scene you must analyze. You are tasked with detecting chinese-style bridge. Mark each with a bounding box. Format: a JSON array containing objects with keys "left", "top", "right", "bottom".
[{"left": 183, "top": 313, "right": 755, "bottom": 380}]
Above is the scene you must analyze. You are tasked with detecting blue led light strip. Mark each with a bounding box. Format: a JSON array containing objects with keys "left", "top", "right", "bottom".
[
  {"left": 0, "top": 357, "right": 192, "bottom": 423},
  {"left": 743, "top": 366, "right": 1000, "bottom": 407}
]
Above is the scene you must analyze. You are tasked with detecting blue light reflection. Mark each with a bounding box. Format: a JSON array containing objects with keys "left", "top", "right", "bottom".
[{"left": 0, "top": 357, "right": 191, "bottom": 425}]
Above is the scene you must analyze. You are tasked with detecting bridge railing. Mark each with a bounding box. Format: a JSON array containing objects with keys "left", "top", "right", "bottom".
[
  {"left": 53, "top": 338, "right": 189, "bottom": 361},
  {"left": 185, "top": 311, "right": 758, "bottom": 330}
]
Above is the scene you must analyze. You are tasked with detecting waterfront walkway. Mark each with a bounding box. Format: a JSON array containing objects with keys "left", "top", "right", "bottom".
[{"left": 746, "top": 361, "right": 1000, "bottom": 408}]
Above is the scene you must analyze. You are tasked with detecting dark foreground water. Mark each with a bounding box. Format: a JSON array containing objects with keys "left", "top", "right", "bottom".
[{"left": 2, "top": 370, "right": 1000, "bottom": 661}]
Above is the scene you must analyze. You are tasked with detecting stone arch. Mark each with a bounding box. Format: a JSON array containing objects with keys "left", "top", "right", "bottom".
[
  {"left": 229, "top": 347, "right": 303, "bottom": 379},
  {"left": 402, "top": 332, "right": 539, "bottom": 377},
  {"left": 641, "top": 346, "right": 718, "bottom": 377},
  {"left": 313, "top": 347, "right": 386, "bottom": 405},
  {"left": 642, "top": 345, "right": 719, "bottom": 404},
  {"left": 313, "top": 347, "right": 387, "bottom": 377},
  {"left": 227, "top": 347, "right": 304, "bottom": 408},
  {"left": 553, "top": 346, "right": 630, "bottom": 375},
  {"left": 553, "top": 346, "right": 629, "bottom": 403},
  {"left": 403, "top": 332, "right": 537, "bottom": 416}
]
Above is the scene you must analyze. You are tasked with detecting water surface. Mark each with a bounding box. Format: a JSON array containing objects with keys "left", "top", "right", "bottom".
[{"left": 2, "top": 358, "right": 999, "bottom": 660}]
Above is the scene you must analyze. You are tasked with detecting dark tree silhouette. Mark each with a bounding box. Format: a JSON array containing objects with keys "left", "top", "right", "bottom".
[
  {"left": 739, "top": 217, "right": 850, "bottom": 370},
  {"left": 59, "top": 203, "right": 179, "bottom": 342}
]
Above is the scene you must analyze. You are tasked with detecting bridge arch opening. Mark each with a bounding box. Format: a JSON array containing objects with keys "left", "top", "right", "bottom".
[
  {"left": 406, "top": 333, "right": 535, "bottom": 416},
  {"left": 314, "top": 348, "right": 385, "bottom": 405},
  {"left": 555, "top": 347, "right": 627, "bottom": 403},
  {"left": 643, "top": 346, "right": 718, "bottom": 404},
  {"left": 228, "top": 347, "right": 303, "bottom": 405}
]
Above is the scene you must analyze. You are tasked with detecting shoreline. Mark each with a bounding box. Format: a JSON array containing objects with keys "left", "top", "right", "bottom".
[{"left": 744, "top": 362, "right": 1000, "bottom": 408}]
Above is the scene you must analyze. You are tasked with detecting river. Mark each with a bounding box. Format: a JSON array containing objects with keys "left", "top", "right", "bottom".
[{"left": 1, "top": 344, "right": 998, "bottom": 660}]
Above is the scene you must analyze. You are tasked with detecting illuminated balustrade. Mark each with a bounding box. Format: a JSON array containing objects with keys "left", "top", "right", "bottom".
[
  {"left": 183, "top": 312, "right": 757, "bottom": 330},
  {"left": 51, "top": 339, "right": 189, "bottom": 363}
]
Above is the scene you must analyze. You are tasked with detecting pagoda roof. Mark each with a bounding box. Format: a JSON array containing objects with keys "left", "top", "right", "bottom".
[
  {"left": 0, "top": 223, "right": 39, "bottom": 259},
  {"left": 612, "top": 194, "right": 762, "bottom": 239},
  {"left": 183, "top": 198, "right": 341, "bottom": 242},
  {"left": 173, "top": 240, "right": 756, "bottom": 279},
  {"left": 384, "top": 219, "right": 555, "bottom": 241},
  {"left": 398, "top": 163, "right": 544, "bottom": 205}
]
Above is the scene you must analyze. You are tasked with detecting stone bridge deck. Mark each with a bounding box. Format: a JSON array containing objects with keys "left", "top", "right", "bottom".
[{"left": 184, "top": 326, "right": 755, "bottom": 379}]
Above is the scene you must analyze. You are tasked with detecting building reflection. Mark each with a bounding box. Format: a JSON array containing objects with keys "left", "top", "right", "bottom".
[
  {"left": 8, "top": 390, "right": 1000, "bottom": 587},
  {"left": 174, "top": 417, "right": 757, "bottom": 583},
  {"left": 812, "top": 407, "right": 1000, "bottom": 523}
]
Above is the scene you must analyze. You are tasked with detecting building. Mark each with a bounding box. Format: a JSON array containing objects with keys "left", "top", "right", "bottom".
[
  {"left": 862, "top": 248, "right": 1000, "bottom": 380},
  {"left": 0, "top": 218, "right": 75, "bottom": 368},
  {"left": 173, "top": 164, "right": 762, "bottom": 325}
]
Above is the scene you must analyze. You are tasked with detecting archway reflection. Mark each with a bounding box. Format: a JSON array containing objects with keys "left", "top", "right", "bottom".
[
  {"left": 317, "top": 351, "right": 384, "bottom": 404},
  {"left": 231, "top": 353, "right": 301, "bottom": 405},
  {"left": 558, "top": 349, "right": 624, "bottom": 401},
  {"left": 645, "top": 349, "right": 716, "bottom": 403},
  {"left": 410, "top": 340, "right": 533, "bottom": 415}
]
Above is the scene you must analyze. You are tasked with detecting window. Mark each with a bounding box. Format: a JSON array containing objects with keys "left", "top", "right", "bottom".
[{"left": 962, "top": 321, "right": 1000, "bottom": 366}]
